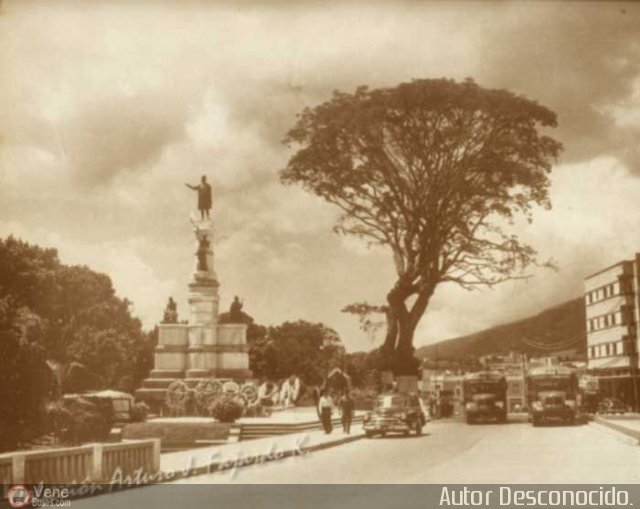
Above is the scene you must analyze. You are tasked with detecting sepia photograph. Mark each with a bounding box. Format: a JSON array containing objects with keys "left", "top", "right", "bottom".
[{"left": 1, "top": 1, "right": 640, "bottom": 508}]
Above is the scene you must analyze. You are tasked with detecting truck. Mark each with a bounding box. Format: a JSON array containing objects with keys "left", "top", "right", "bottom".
[
  {"left": 462, "top": 371, "right": 507, "bottom": 424},
  {"left": 526, "top": 365, "right": 578, "bottom": 426}
]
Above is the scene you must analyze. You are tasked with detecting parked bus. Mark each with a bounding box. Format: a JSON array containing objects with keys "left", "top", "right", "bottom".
[
  {"left": 526, "top": 365, "right": 578, "bottom": 426},
  {"left": 462, "top": 371, "right": 507, "bottom": 424}
]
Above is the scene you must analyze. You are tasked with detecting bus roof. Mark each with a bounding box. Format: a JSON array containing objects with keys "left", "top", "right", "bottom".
[
  {"left": 463, "top": 371, "right": 505, "bottom": 381},
  {"left": 527, "top": 365, "right": 575, "bottom": 377}
]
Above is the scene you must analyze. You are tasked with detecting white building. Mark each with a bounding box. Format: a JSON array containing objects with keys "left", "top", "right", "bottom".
[{"left": 585, "top": 254, "right": 640, "bottom": 409}]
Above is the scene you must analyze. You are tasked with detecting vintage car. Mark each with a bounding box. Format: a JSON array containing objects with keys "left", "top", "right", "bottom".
[{"left": 363, "top": 393, "right": 426, "bottom": 437}]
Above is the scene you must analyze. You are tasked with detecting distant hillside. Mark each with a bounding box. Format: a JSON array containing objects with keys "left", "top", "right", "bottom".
[{"left": 416, "top": 298, "right": 586, "bottom": 360}]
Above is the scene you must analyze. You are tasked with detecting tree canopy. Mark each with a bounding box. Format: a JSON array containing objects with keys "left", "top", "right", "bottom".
[
  {"left": 248, "top": 319, "right": 344, "bottom": 386},
  {"left": 0, "top": 236, "right": 152, "bottom": 390},
  {"left": 282, "top": 78, "right": 562, "bottom": 374}
]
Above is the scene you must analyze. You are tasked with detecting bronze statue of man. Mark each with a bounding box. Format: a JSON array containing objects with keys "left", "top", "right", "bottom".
[
  {"left": 185, "top": 175, "right": 212, "bottom": 219},
  {"left": 196, "top": 234, "right": 210, "bottom": 271}
]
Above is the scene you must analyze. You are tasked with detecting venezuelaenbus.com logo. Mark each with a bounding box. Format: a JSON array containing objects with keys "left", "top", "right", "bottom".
[{"left": 6, "top": 485, "right": 32, "bottom": 508}]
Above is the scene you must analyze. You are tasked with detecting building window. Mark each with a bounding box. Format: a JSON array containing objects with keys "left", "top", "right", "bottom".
[{"left": 590, "top": 346, "right": 596, "bottom": 358}]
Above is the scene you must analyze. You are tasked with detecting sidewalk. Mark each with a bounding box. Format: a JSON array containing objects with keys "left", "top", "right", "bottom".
[
  {"left": 591, "top": 413, "right": 640, "bottom": 443},
  {"left": 159, "top": 423, "right": 364, "bottom": 480}
]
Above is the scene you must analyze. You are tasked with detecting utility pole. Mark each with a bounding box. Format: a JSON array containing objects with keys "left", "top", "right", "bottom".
[
  {"left": 630, "top": 339, "right": 639, "bottom": 413},
  {"left": 521, "top": 351, "right": 528, "bottom": 411}
]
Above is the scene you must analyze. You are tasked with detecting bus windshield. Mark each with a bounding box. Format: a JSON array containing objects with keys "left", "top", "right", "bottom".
[
  {"left": 529, "top": 376, "right": 575, "bottom": 394},
  {"left": 464, "top": 381, "right": 502, "bottom": 395}
]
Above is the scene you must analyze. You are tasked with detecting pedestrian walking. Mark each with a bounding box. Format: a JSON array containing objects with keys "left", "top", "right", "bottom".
[
  {"left": 318, "top": 390, "right": 334, "bottom": 434},
  {"left": 340, "top": 391, "right": 354, "bottom": 434}
]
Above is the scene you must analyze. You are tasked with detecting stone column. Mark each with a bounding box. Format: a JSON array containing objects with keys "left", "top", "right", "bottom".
[{"left": 186, "top": 217, "right": 219, "bottom": 379}]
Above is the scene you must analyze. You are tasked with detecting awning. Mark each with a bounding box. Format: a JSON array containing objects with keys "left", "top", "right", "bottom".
[{"left": 588, "top": 356, "right": 631, "bottom": 370}]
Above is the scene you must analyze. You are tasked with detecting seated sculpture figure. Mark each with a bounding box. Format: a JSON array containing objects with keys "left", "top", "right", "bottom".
[
  {"left": 228, "top": 296, "right": 244, "bottom": 322},
  {"left": 162, "top": 297, "right": 178, "bottom": 324}
]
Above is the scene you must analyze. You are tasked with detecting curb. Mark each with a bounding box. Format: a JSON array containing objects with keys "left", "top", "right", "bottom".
[
  {"left": 590, "top": 417, "right": 640, "bottom": 445},
  {"left": 160, "top": 431, "right": 365, "bottom": 481}
]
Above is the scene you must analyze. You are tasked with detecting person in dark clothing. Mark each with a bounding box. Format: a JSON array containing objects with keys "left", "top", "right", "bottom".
[
  {"left": 318, "top": 389, "right": 334, "bottom": 434},
  {"left": 186, "top": 175, "right": 213, "bottom": 219},
  {"left": 340, "top": 391, "right": 355, "bottom": 434}
]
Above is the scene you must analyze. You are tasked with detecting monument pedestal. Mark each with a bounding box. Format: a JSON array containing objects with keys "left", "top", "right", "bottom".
[{"left": 136, "top": 217, "right": 252, "bottom": 407}]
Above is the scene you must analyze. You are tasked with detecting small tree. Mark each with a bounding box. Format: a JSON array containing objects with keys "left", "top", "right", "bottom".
[{"left": 282, "top": 78, "right": 562, "bottom": 374}]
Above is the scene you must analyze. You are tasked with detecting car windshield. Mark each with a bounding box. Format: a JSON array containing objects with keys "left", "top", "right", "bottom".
[{"left": 376, "top": 395, "right": 405, "bottom": 408}]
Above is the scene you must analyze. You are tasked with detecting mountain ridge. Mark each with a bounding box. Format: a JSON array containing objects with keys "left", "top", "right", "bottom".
[{"left": 416, "top": 297, "right": 586, "bottom": 360}]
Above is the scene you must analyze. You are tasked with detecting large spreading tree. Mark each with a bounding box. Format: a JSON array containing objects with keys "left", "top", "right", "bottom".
[{"left": 281, "top": 78, "right": 562, "bottom": 375}]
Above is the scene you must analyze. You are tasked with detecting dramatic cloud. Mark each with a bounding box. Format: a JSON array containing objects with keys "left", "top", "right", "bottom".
[
  {"left": 478, "top": 2, "right": 640, "bottom": 172},
  {"left": 1, "top": 1, "right": 640, "bottom": 351}
]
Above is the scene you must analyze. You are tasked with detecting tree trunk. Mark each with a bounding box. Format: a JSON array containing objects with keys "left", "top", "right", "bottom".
[
  {"left": 384, "top": 284, "right": 435, "bottom": 376},
  {"left": 394, "top": 315, "right": 418, "bottom": 375},
  {"left": 381, "top": 305, "right": 398, "bottom": 356}
]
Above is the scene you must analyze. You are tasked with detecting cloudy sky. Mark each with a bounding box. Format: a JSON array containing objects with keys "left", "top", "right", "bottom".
[{"left": 1, "top": 1, "right": 640, "bottom": 352}]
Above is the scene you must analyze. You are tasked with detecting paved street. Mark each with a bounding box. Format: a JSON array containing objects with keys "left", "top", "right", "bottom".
[
  {"left": 171, "top": 417, "right": 640, "bottom": 484},
  {"left": 70, "top": 416, "right": 640, "bottom": 508}
]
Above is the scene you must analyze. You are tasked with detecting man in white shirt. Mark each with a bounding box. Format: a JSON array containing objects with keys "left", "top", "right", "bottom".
[{"left": 318, "top": 390, "right": 334, "bottom": 434}]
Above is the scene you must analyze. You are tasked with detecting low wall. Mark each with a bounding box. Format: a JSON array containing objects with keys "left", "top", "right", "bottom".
[
  {"left": 101, "top": 440, "right": 159, "bottom": 481},
  {"left": 0, "top": 439, "right": 160, "bottom": 485}
]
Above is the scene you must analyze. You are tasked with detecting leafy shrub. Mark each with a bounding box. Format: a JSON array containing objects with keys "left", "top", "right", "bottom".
[
  {"left": 209, "top": 396, "right": 245, "bottom": 423},
  {"left": 46, "top": 402, "right": 75, "bottom": 445},
  {"left": 130, "top": 402, "right": 150, "bottom": 423},
  {"left": 48, "top": 397, "right": 111, "bottom": 445}
]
